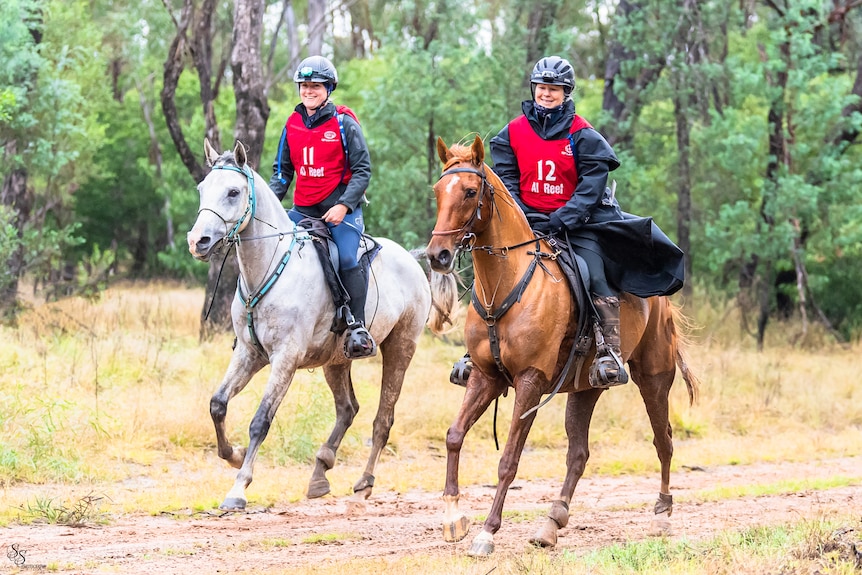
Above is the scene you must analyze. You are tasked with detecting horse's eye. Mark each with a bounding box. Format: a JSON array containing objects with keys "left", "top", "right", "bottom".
[
  {"left": 465, "top": 188, "right": 478, "bottom": 198},
  {"left": 227, "top": 188, "right": 241, "bottom": 198}
]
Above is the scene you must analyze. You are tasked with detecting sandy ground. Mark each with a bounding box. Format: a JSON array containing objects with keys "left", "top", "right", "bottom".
[{"left": 2, "top": 456, "right": 860, "bottom": 574}]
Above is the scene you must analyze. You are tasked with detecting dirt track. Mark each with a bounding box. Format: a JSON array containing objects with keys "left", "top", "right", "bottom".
[{"left": 2, "top": 457, "right": 860, "bottom": 574}]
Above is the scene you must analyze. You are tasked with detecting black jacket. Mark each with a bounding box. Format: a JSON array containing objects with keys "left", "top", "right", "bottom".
[
  {"left": 490, "top": 100, "right": 684, "bottom": 297},
  {"left": 269, "top": 101, "right": 371, "bottom": 217},
  {"left": 490, "top": 99, "right": 621, "bottom": 233}
]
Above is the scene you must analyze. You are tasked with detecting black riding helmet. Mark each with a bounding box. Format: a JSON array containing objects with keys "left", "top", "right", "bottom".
[
  {"left": 530, "top": 56, "right": 575, "bottom": 100},
  {"left": 294, "top": 55, "right": 338, "bottom": 93}
]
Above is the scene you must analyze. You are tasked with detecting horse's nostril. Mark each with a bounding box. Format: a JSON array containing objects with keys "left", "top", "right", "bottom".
[{"left": 199, "top": 236, "right": 211, "bottom": 247}]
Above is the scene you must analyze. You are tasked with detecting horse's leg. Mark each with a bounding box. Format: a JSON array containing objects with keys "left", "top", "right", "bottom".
[
  {"left": 466, "top": 370, "right": 544, "bottom": 557},
  {"left": 632, "top": 367, "right": 677, "bottom": 536},
  {"left": 220, "top": 358, "right": 299, "bottom": 510},
  {"left": 306, "top": 361, "right": 359, "bottom": 499},
  {"left": 210, "top": 349, "right": 268, "bottom": 470},
  {"left": 345, "top": 332, "right": 418, "bottom": 513},
  {"left": 443, "top": 368, "right": 506, "bottom": 544},
  {"left": 530, "top": 387, "right": 604, "bottom": 548}
]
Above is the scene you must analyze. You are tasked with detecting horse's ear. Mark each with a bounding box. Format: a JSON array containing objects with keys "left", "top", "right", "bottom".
[
  {"left": 234, "top": 141, "right": 248, "bottom": 167},
  {"left": 470, "top": 134, "right": 485, "bottom": 166},
  {"left": 204, "top": 138, "right": 219, "bottom": 166},
  {"left": 436, "top": 137, "right": 452, "bottom": 164}
]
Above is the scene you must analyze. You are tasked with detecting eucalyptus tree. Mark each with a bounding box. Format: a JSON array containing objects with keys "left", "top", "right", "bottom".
[
  {"left": 697, "top": 0, "right": 862, "bottom": 345},
  {"left": 0, "top": 0, "right": 110, "bottom": 319}
]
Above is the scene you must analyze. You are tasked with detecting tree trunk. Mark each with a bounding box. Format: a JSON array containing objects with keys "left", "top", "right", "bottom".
[
  {"left": 523, "top": 0, "right": 562, "bottom": 76},
  {"left": 161, "top": 0, "right": 206, "bottom": 183},
  {"left": 0, "top": 140, "right": 31, "bottom": 322},
  {"left": 601, "top": 0, "right": 666, "bottom": 148},
  {"left": 231, "top": 0, "right": 270, "bottom": 167},
  {"left": 161, "top": 0, "right": 237, "bottom": 339},
  {"left": 673, "top": 91, "right": 693, "bottom": 302},
  {"left": 308, "top": 0, "right": 326, "bottom": 55}
]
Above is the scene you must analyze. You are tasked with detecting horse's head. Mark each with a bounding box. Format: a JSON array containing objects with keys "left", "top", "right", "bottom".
[
  {"left": 426, "top": 135, "right": 497, "bottom": 273},
  {"left": 187, "top": 139, "right": 256, "bottom": 261}
]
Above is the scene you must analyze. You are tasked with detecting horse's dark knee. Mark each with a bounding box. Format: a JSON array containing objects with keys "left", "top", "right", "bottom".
[
  {"left": 248, "top": 414, "right": 271, "bottom": 441},
  {"left": 446, "top": 427, "right": 466, "bottom": 452},
  {"left": 210, "top": 397, "right": 227, "bottom": 422}
]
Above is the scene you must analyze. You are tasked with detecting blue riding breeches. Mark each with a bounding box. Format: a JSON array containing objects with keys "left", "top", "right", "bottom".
[{"left": 289, "top": 207, "right": 365, "bottom": 270}]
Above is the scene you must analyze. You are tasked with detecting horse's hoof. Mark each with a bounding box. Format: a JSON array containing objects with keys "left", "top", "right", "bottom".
[
  {"left": 443, "top": 514, "right": 471, "bottom": 542},
  {"left": 345, "top": 499, "right": 366, "bottom": 516},
  {"left": 307, "top": 478, "right": 331, "bottom": 499},
  {"left": 647, "top": 511, "right": 672, "bottom": 536},
  {"left": 529, "top": 520, "right": 558, "bottom": 548},
  {"left": 219, "top": 497, "right": 247, "bottom": 511},
  {"left": 466, "top": 532, "right": 495, "bottom": 557}
]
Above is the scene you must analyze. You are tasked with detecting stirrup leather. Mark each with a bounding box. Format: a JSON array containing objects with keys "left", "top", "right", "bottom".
[
  {"left": 344, "top": 324, "right": 377, "bottom": 359},
  {"left": 450, "top": 354, "right": 472, "bottom": 387}
]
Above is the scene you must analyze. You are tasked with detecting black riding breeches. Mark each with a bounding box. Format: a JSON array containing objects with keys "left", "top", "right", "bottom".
[{"left": 574, "top": 245, "right": 615, "bottom": 297}]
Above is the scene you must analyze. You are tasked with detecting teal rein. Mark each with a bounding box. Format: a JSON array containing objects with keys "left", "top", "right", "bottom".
[{"left": 212, "top": 163, "right": 308, "bottom": 353}]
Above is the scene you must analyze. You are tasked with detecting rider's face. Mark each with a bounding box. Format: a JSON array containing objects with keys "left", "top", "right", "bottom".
[
  {"left": 533, "top": 83, "right": 565, "bottom": 108},
  {"left": 299, "top": 82, "right": 328, "bottom": 113}
]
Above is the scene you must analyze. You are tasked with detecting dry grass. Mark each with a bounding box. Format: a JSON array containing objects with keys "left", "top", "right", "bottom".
[{"left": 0, "top": 281, "right": 861, "bottom": 524}]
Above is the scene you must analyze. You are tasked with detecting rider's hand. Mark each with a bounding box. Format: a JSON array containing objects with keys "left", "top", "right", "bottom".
[
  {"left": 531, "top": 220, "right": 551, "bottom": 235},
  {"left": 549, "top": 212, "right": 565, "bottom": 235},
  {"left": 323, "top": 204, "right": 349, "bottom": 225}
]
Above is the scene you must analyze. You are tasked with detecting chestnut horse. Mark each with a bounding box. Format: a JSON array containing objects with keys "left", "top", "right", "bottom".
[{"left": 426, "top": 136, "right": 699, "bottom": 557}]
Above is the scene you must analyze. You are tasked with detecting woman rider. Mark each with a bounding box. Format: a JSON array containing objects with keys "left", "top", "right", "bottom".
[
  {"left": 269, "top": 55, "right": 376, "bottom": 359},
  {"left": 473, "top": 55, "right": 683, "bottom": 389}
]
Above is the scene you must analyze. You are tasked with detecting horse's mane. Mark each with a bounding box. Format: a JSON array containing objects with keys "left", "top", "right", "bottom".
[{"left": 442, "top": 143, "right": 520, "bottom": 213}]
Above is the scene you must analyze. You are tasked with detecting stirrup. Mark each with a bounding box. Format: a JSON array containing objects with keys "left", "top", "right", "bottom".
[
  {"left": 450, "top": 354, "right": 472, "bottom": 387},
  {"left": 588, "top": 347, "right": 628, "bottom": 389},
  {"left": 344, "top": 325, "right": 377, "bottom": 359}
]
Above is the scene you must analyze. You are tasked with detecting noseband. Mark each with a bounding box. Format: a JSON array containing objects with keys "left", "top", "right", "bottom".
[
  {"left": 431, "top": 166, "right": 494, "bottom": 247},
  {"left": 198, "top": 164, "right": 257, "bottom": 243}
]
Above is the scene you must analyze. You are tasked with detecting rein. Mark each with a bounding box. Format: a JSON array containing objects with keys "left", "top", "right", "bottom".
[
  {"left": 204, "top": 162, "right": 309, "bottom": 356},
  {"left": 437, "top": 161, "right": 592, "bottom": 420}
]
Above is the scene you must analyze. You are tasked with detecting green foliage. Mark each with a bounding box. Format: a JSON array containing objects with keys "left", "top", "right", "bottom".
[
  {"left": 0, "top": 206, "right": 21, "bottom": 286},
  {"left": 19, "top": 493, "right": 108, "bottom": 526},
  {"left": 350, "top": 36, "right": 515, "bottom": 248},
  {"left": 1, "top": 0, "right": 862, "bottom": 335}
]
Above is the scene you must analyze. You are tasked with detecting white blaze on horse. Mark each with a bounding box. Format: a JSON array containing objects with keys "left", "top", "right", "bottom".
[
  {"left": 187, "top": 140, "right": 458, "bottom": 511},
  {"left": 426, "top": 136, "right": 699, "bottom": 557}
]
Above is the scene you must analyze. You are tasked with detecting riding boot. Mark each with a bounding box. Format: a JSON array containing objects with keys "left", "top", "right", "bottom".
[
  {"left": 589, "top": 295, "right": 629, "bottom": 388},
  {"left": 340, "top": 266, "right": 377, "bottom": 359}
]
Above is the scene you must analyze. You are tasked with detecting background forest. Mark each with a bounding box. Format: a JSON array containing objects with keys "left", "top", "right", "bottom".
[{"left": 2, "top": 0, "right": 862, "bottom": 347}]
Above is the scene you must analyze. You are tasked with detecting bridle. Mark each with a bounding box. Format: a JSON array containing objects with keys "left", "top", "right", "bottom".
[
  {"left": 197, "top": 164, "right": 257, "bottom": 244},
  {"left": 431, "top": 165, "right": 494, "bottom": 251}
]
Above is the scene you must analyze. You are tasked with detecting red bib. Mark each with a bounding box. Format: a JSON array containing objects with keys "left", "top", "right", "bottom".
[
  {"left": 508, "top": 114, "right": 592, "bottom": 213},
  {"left": 286, "top": 112, "right": 353, "bottom": 206}
]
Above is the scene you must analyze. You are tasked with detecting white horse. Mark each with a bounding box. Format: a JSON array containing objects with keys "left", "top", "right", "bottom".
[{"left": 187, "top": 140, "right": 458, "bottom": 511}]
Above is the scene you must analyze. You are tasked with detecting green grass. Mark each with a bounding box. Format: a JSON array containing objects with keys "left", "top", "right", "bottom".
[
  {"left": 690, "top": 475, "right": 860, "bottom": 502},
  {"left": 301, "top": 532, "right": 361, "bottom": 544},
  {"left": 1, "top": 282, "right": 862, "bottom": 573}
]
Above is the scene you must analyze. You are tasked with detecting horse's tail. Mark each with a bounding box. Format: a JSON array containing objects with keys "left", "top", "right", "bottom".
[
  {"left": 410, "top": 248, "right": 460, "bottom": 336},
  {"left": 669, "top": 300, "right": 701, "bottom": 406},
  {"left": 427, "top": 270, "right": 459, "bottom": 335}
]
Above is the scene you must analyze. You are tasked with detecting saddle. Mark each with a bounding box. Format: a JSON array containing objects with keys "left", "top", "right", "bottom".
[
  {"left": 296, "top": 217, "right": 381, "bottom": 334},
  {"left": 546, "top": 234, "right": 596, "bottom": 376}
]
